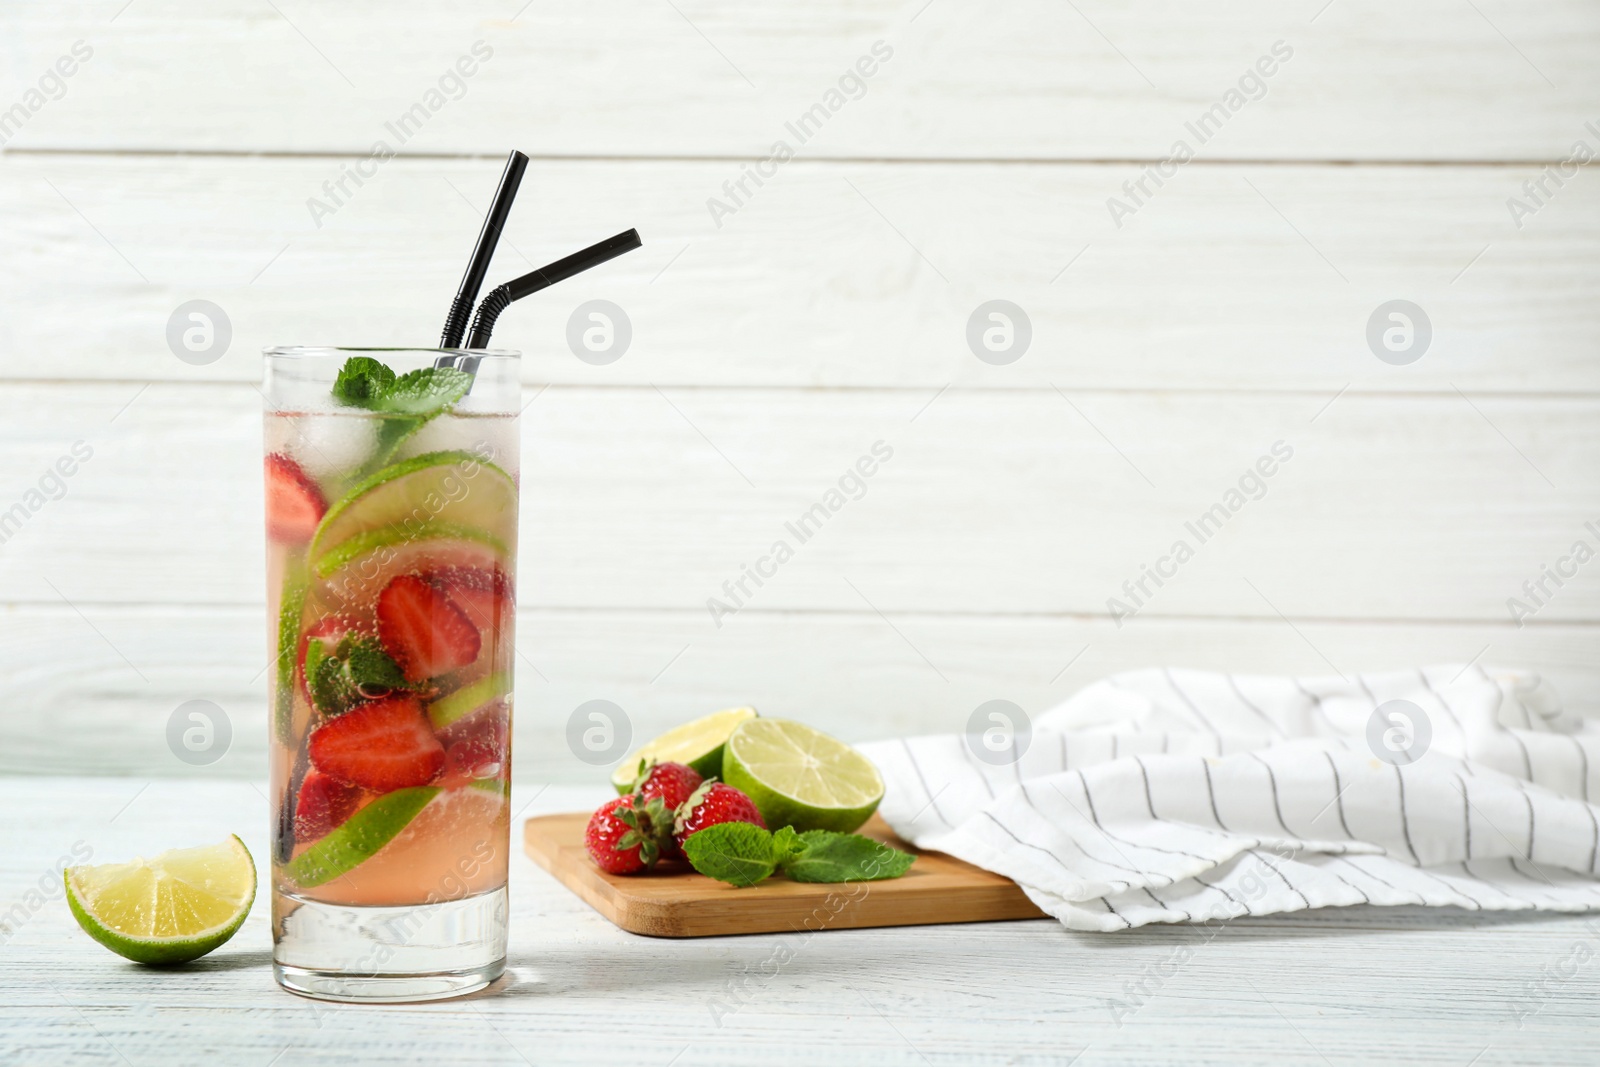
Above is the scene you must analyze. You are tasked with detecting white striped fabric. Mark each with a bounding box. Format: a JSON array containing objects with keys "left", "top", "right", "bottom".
[{"left": 859, "top": 665, "right": 1600, "bottom": 931}]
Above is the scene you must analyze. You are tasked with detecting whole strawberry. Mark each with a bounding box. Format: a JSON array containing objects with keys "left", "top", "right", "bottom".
[
  {"left": 627, "top": 760, "right": 704, "bottom": 859},
  {"left": 584, "top": 795, "right": 673, "bottom": 875},
  {"left": 632, "top": 760, "right": 704, "bottom": 811},
  {"left": 674, "top": 780, "right": 766, "bottom": 848}
]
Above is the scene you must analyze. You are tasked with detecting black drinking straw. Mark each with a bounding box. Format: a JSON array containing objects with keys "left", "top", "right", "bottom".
[
  {"left": 439, "top": 150, "right": 529, "bottom": 349},
  {"left": 464, "top": 228, "right": 642, "bottom": 348}
]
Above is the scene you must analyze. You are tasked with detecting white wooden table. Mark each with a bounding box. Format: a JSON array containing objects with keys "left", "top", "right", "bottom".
[{"left": 6, "top": 777, "right": 1595, "bottom": 1066}]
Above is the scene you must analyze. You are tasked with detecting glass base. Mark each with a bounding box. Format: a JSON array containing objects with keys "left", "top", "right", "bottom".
[
  {"left": 274, "top": 959, "right": 504, "bottom": 1003},
  {"left": 273, "top": 887, "right": 507, "bottom": 1003}
]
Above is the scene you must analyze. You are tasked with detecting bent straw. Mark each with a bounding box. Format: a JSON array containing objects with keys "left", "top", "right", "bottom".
[
  {"left": 439, "top": 149, "right": 528, "bottom": 349},
  {"left": 465, "top": 228, "right": 642, "bottom": 348}
]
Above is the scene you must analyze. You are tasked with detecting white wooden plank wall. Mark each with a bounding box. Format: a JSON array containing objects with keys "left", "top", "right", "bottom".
[{"left": 0, "top": 1, "right": 1596, "bottom": 781}]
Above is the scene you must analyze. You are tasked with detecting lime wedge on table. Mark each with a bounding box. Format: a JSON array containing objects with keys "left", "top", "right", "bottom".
[
  {"left": 65, "top": 836, "right": 256, "bottom": 965},
  {"left": 284, "top": 786, "right": 438, "bottom": 888},
  {"left": 609, "top": 706, "right": 758, "bottom": 793},
  {"left": 721, "top": 719, "right": 884, "bottom": 833},
  {"left": 308, "top": 450, "right": 517, "bottom": 568}
]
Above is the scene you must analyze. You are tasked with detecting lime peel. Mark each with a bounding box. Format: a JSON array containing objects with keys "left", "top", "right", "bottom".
[
  {"left": 609, "top": 706, "right": 758, "bottom": 794},
  {"left": 284, "top": 786, "right": 439, "bottom": 888},
  {"left": 313, "top": 522, "right": 506, "bottom": 580},
  {"left": 429, "top": 673, "right": 510, "bottom": 730}
]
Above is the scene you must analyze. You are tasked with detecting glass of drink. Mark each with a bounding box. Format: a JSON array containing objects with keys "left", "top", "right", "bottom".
[{"left": 262, "top": 347, "right": 519, "bottom": 1002}]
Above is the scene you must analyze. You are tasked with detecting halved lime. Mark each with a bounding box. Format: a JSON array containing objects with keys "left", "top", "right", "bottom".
[
  {"left": 284, "top": 786, "right": 438, "bottom": 888},
  {"left": 609, "top": 706, "right": 758, "bottom": 793},
  {"left": 721, "top": 719, "right": 884, "bottom": 833},
  {"left": 65, "top": 835, "right": 256, "bottom": 965},
  {"left": 308, "top": 450, "right": 517, "bottom": 569}
]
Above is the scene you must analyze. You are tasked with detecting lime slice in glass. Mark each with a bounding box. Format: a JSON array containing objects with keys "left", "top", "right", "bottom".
[
  {"left": 429, "top": 672, "right": 511, "bottom": 730},
  {"left": 308, "top": 450, "right": 517, "bottom": 570},
  {"left": 274, "top": 560, "right": 309, "bottom": 744},
  {"left": 65, "top": 835, "right": 256, "bottom": 965},
  {"left": 721, "top": 719, "right": 884, "bottom": 833},
  {"left": 609, "top": 706, "right": 758, "bottom": 793},
  {"left": 284, "top": 786, "right": 439, "bottom": 888},
  {"left": 313, "top": 522, "right": 506, "bottom": 582}
]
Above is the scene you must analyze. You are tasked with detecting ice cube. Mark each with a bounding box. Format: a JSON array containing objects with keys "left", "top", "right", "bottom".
[
  {"left": 285, "top": 413, "right": 377, "bottom": 483},
  {"left": 391, "top": 414, "right": 519, "bottom": 475}
]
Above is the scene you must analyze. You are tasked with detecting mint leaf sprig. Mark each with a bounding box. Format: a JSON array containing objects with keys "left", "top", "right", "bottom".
[
  {"left": 681, "top": 822, "right": 915, "bottom": 888},
  {"left": 331, "top": 356, "right": 474, "bottom": 476},
  {"left": 334, "top": 358, "right": 473, "bottom": 415},
  {"left": 332, "top": 356, "right": 397, "bottom": 405},
  {"left": 305, "top": 634, "right": 413, "bottom": 717}
]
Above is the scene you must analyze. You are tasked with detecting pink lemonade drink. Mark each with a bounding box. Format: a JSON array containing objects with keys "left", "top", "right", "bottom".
[{"left": 263, "top": 348, "right": 519, "bottom": 1002}]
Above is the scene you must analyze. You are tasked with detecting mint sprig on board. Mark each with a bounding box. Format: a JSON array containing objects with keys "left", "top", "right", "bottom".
[
  {"left": 783, "top": 829, "right": 914, "bottom": 883},
  {"left": 681, "top": 822, "right": 915, "bottom": 888}
]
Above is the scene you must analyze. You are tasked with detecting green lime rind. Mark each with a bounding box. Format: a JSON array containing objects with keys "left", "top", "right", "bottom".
[
  {"left": 284, "top": 787, "right": 439, "bottom": 888},
  {"left": 609, "top": 706, "right": 759, "bottom": 794},
  {"left": 721, "top": 719, "right": 884, "bottom": 835},
  {"left": 686, "top": 747, "right": 726, "bottom": 782},
  {"left": 722, "top": 759, "right": 880, "bottom": 834},
  {"left": 64, "top": 835, "right": 256, "bottom": 966},
  {"left": 615, "top": 746, "right": 727, "bottom": 794},
  {"left": 428, "top": 673, "right": 510, "bottom": 731},
  {"left": 312, "top": 522, "right": 507, "bottom": 581},
  {"left": 274, "top": 560, "right": 309, "bottom": 745},
  {"left": 308, "top": 450, "right": 517, "bottom": 566}
]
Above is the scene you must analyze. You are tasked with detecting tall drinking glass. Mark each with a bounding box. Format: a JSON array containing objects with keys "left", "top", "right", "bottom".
[{"left": 262, "top": 347, "right": 519, "bottom": 1002}]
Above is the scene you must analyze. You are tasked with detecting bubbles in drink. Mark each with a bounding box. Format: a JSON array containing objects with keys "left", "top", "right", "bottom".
[{"left": 265, "top": 382, "right": 518, "bottom": 908}]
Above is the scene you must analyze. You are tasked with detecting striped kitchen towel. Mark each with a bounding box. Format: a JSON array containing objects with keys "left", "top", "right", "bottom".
[{"left": 859, "top": 666, "right": 1600, "bottom": 931}]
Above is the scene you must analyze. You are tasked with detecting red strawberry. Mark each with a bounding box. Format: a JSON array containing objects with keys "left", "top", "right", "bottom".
[
  {"left": 628, "top": 760, "right": 703, "bottom": 860},
  {"left": 293, "top": 769, "right": 364, "bottom": 843},
  {"left": 376, "top": 575, "right": 481, "bottom": 682},
  {"left": 265, "top": 454, "right": 326, "bottom": 544},
  {"left": 441, "top": 700, "right": 510, "bottom": 782},
  {"left": 674, "top": 781, "right": 765, "bottom": 848},
  {"left": 585, "top": 795, "right": 673, "bottom": 875},
  {"left": 632, "top": 760, "right": 703, "bottom": 812},
  {"left": 428, "top": 566, "right": 513, "bottom": 632},
  {"left": 308, "top": 693, "right": 445, "bottom": 791}
]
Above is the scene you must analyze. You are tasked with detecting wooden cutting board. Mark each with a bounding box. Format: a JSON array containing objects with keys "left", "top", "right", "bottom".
[{"left": 523, "top": 812, "right": 1048, "bottom": 938}]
